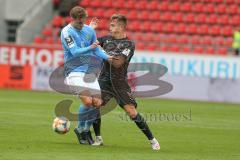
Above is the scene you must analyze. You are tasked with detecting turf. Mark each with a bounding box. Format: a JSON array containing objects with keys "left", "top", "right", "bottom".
[{"left": 0, "top": 89, "right": 239, "bottom": 160}]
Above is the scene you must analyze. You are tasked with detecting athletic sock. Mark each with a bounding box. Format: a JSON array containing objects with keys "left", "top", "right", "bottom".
[
  {"left": 78, "top": 104, "right": 89, "bottom": 131},
  {"left": 132, "top": 113, "right": 154, "bottom": 140},
  {"left": 93, "top": 112, "right": 101, "bottom": 136}
]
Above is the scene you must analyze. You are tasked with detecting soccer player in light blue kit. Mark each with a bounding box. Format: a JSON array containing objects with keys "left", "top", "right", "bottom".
[{"left": 61, "top": 6, "right": 113, "bottom": 145}]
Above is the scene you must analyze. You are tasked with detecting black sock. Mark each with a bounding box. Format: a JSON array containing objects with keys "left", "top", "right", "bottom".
[
  {"left": 93, "top": 118, "right": 101, "bottom": 136},
  {"left": 132, "top": 113, "right": 154, "bottom": 140}
]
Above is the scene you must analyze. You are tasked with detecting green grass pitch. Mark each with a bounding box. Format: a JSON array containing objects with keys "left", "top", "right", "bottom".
[{"left": 0, "top": 89, "right": 240, "bottom": 160}]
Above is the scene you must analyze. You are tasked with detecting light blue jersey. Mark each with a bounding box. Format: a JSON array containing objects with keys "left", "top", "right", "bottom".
[{"left": 61, "top": 24, "right": 108, "bottom": 76}]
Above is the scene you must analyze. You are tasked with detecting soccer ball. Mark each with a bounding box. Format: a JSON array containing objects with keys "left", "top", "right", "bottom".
[{"left": 52, "top": 116, "right": 70, "bottom": 134}]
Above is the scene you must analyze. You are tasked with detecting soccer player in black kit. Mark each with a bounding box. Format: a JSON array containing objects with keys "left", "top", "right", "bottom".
[{"left": 91, "top": 14, "right": 160, "bottom": 150}]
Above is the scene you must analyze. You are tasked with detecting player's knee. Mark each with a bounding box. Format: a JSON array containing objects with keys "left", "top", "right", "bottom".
[
  {"left": 124, "top": 105, "right": 137, "bottom": 118},
  {"left": 92, "top": 94, "right": 102, "bottom": 108},
  {"left": 92, "top": 98, "right": 102, "bottom": 108},
  {"left": 82, "top": 98, "right": 93, "bottom": 107}
]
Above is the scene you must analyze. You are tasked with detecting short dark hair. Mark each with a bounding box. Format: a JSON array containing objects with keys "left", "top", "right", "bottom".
[
  {"left": 70, "top": 6, "right": 87, "bottom": 19},
  {"left": 110, "top": 14, "right": 127, "bottom": 28}
]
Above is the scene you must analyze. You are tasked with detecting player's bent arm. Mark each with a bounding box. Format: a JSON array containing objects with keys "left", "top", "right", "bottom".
[{"left": 69, "top": 45, "right": 93, "bottom": 57}]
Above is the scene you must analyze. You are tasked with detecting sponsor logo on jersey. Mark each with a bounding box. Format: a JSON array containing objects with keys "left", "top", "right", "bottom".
[
  {"left": 65, "top": 36, "right": 74, "bottom": 48},
  {"left": 122, "top": 49, "right": 130, "bottom": 56}
]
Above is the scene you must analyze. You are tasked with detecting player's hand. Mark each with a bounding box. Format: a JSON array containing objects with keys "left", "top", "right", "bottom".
[
  {"left": 110, "top": 56, "right": 125, "bottom": 68},
  {"left": 89, "top": 17, "right": 99, "bottom": 29},
  {"left": 90, "top": 41, "right": 99, "bottom": 49},
  {"left": 107, "top": 55, "right": 114, "bottom": 63}
]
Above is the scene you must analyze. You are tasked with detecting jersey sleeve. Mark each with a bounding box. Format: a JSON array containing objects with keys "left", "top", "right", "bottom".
[{"left": 61, "top": 29, "right": 92, "bottom": 57}]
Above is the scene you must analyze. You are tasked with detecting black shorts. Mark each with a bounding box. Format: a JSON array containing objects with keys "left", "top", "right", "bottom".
[{"left": 98, "top": 79, "right": 137, "bottom": 108}]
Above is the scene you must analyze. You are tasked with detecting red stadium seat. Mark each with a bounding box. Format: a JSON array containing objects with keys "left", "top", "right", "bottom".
[
  {"left": 161, "top": 12, "right": 173, "bottom": 22},
  {"left": 225, "top": 38, "right": 233, "bottom": 46},
  {"left": 175, "top": 23, "right": 186, "bottom": 34},
  {"left": 146, "top": 43, "right": 158, "bottom": 51},
  {"left": 103, "top": 9, "right": 115, "bottom": 18},
  {"left": 218, "top": 15, "right": 229, "bottom": 25},
  {"left": 140, "top": 21, "right": 151, "bottom": 32},
  {"left": 135, "top": 1, "right": 147, "bottom": 10},
  {"left": 170, "top": 45, "right": 180, "bottom": 52},
  {"left": 118, "top": 9, "right": 128, "bottom": 15},
  {"left": 150, "top": 22, "right": 163, "bottom": 32},
  {"left": 173, "top": 12, "right": 183, "bottom": 22},
  {"left": 52, "top": 15, "right": 63, "bottom": 28},
  {"left": 229, "top": 16, "right": 240, "bottom": 26},
  {"left": 128, "top": 10, "right": 137, "bottom": 20},
  {"left": 195, "top": 14, "right": 206, "bottom": 24},
  {"left": 90, "top": 0, "right": 101, "bottom": 7},
  {"left": 215, "top": 36, "right": 225, "bottom": 45},
  {"left": 182, "top": 46, "right": 191, "bottom": 53},
  {"left": 56, "top": 38, "right": 62, "bottom": 45},
  {"left": 191, "top": 35, "right": 201, "bottom": 45},
  {"left": 159, "top": 45, "right": 170, "bottom": 52},
  {"left": 178, "top": 35, "right": 189, "bottom": 44},
  {"left": 113, "top": 0, "right": 124, "bottom": 8},
  {"left": 64, "top": 16, "right": 71, "bottom": 24},
  {"left": 158, "top": 2, "right": 169, "bottom": 11},
  {"left": 202, "top": 36, "right": 213, "bottom": 45},
  {"left": 97, "top": 30, "right": 108, "bottom": 38},
  {"left": 213, "top": 0, "right": 224, "bottom": 3},
  {"left": 42, "top": 26, "right": 53, "bottom": 37},
  {"left": 207, "top": 14, "right": 218, "bottom": 24},
  {"left": 102, "top": 0, "right": 112, "bottom": 8},
  {"left": 80, "top": 0, "right": 90, "bottom": 7},
  {"left": 94, "top": 8, "right": 104, "bottom": 17},
  {"left": 188, "top": 24, "right": 198, "bottom": 34},
  {"left": 216, "top": 4, "right": 227, "bottom": 14},
  {"left": 202, "top": 0, "right": 212, "bottom": 3},
  {"left": 86, "top": 7, "right": 94, "bottom": 17},
  {"left": 198, "top": 25, "right": 209, "bottom": 35},
  {"left": 136, "top": 42, "right": 145, "bottom": 50},
  {"left": 204, "top": 4, "right": 215, "bottom": 13},
  {"left": 222, "top": 26, "right": 233, "bottom": 36},
  {"left": 98, "top": 19, "right": 108, "bottom": 30},
  {"left": 131, "top": 32, "right": 142, "bottom": 41},
  {"left": 163, "top": 23, "right": 174, "bottom": 33},
  {"left": 217, "top": 47, "right": 228, "bottom": 55},
  {"left": 206, "top": 47, "right": 215, "bottom": 54},
  {"left": 169, "top": 2, "right": 180, "bottom": 12},
  {"left": 45, "top": 37, "right": 54, "bottom": 45},
  {"left": 168, "top": 34, "right": 177, "bottom": 43},
  {"left": 33, "top": 36, "right": 43, "bottom": 44},
  {"left": 142, "top": 33, "right": 154, "bottom": 42},
  {"left": 52, "top": 0, "right": 60, "bottom": 8},
  {"left": 227, "top": 5, "right": 239, "bottom": 14},
  {"left": 147, "top": 1, "right": 158, "bottom": 10},
  {"left": 194, "top": 3, "right": 204, "bottom": 13},
  {"left": 124, "top": 0, "right": 136, "bottom": 9},
  {"left": 128, "top": 21, "right": 140, "bottom": 31},
  {"left": 138, "top": 11, "right": 149, "bottom": 20},
  {"left": 149, "top": 11, "right": 160, "bottom": 21},
  {"left": 210, "top": 25, "right": 221, "bottom": 35},
  {"left": 181, "top": 2, "right": 192, "bottom": 12},
  {"left": 225, "top": 0, "right": 235, "bottom": 3},
  {"left": 193, "top": 47, "right": 204, "bottom": 54},
  {"left": 184, "top": 13, "right": 195, "bottom": 23}
]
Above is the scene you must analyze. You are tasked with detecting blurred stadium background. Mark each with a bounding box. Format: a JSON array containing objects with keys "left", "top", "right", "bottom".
[{"left": 0, "top": 0, "right": 240, "bottom": 160}]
